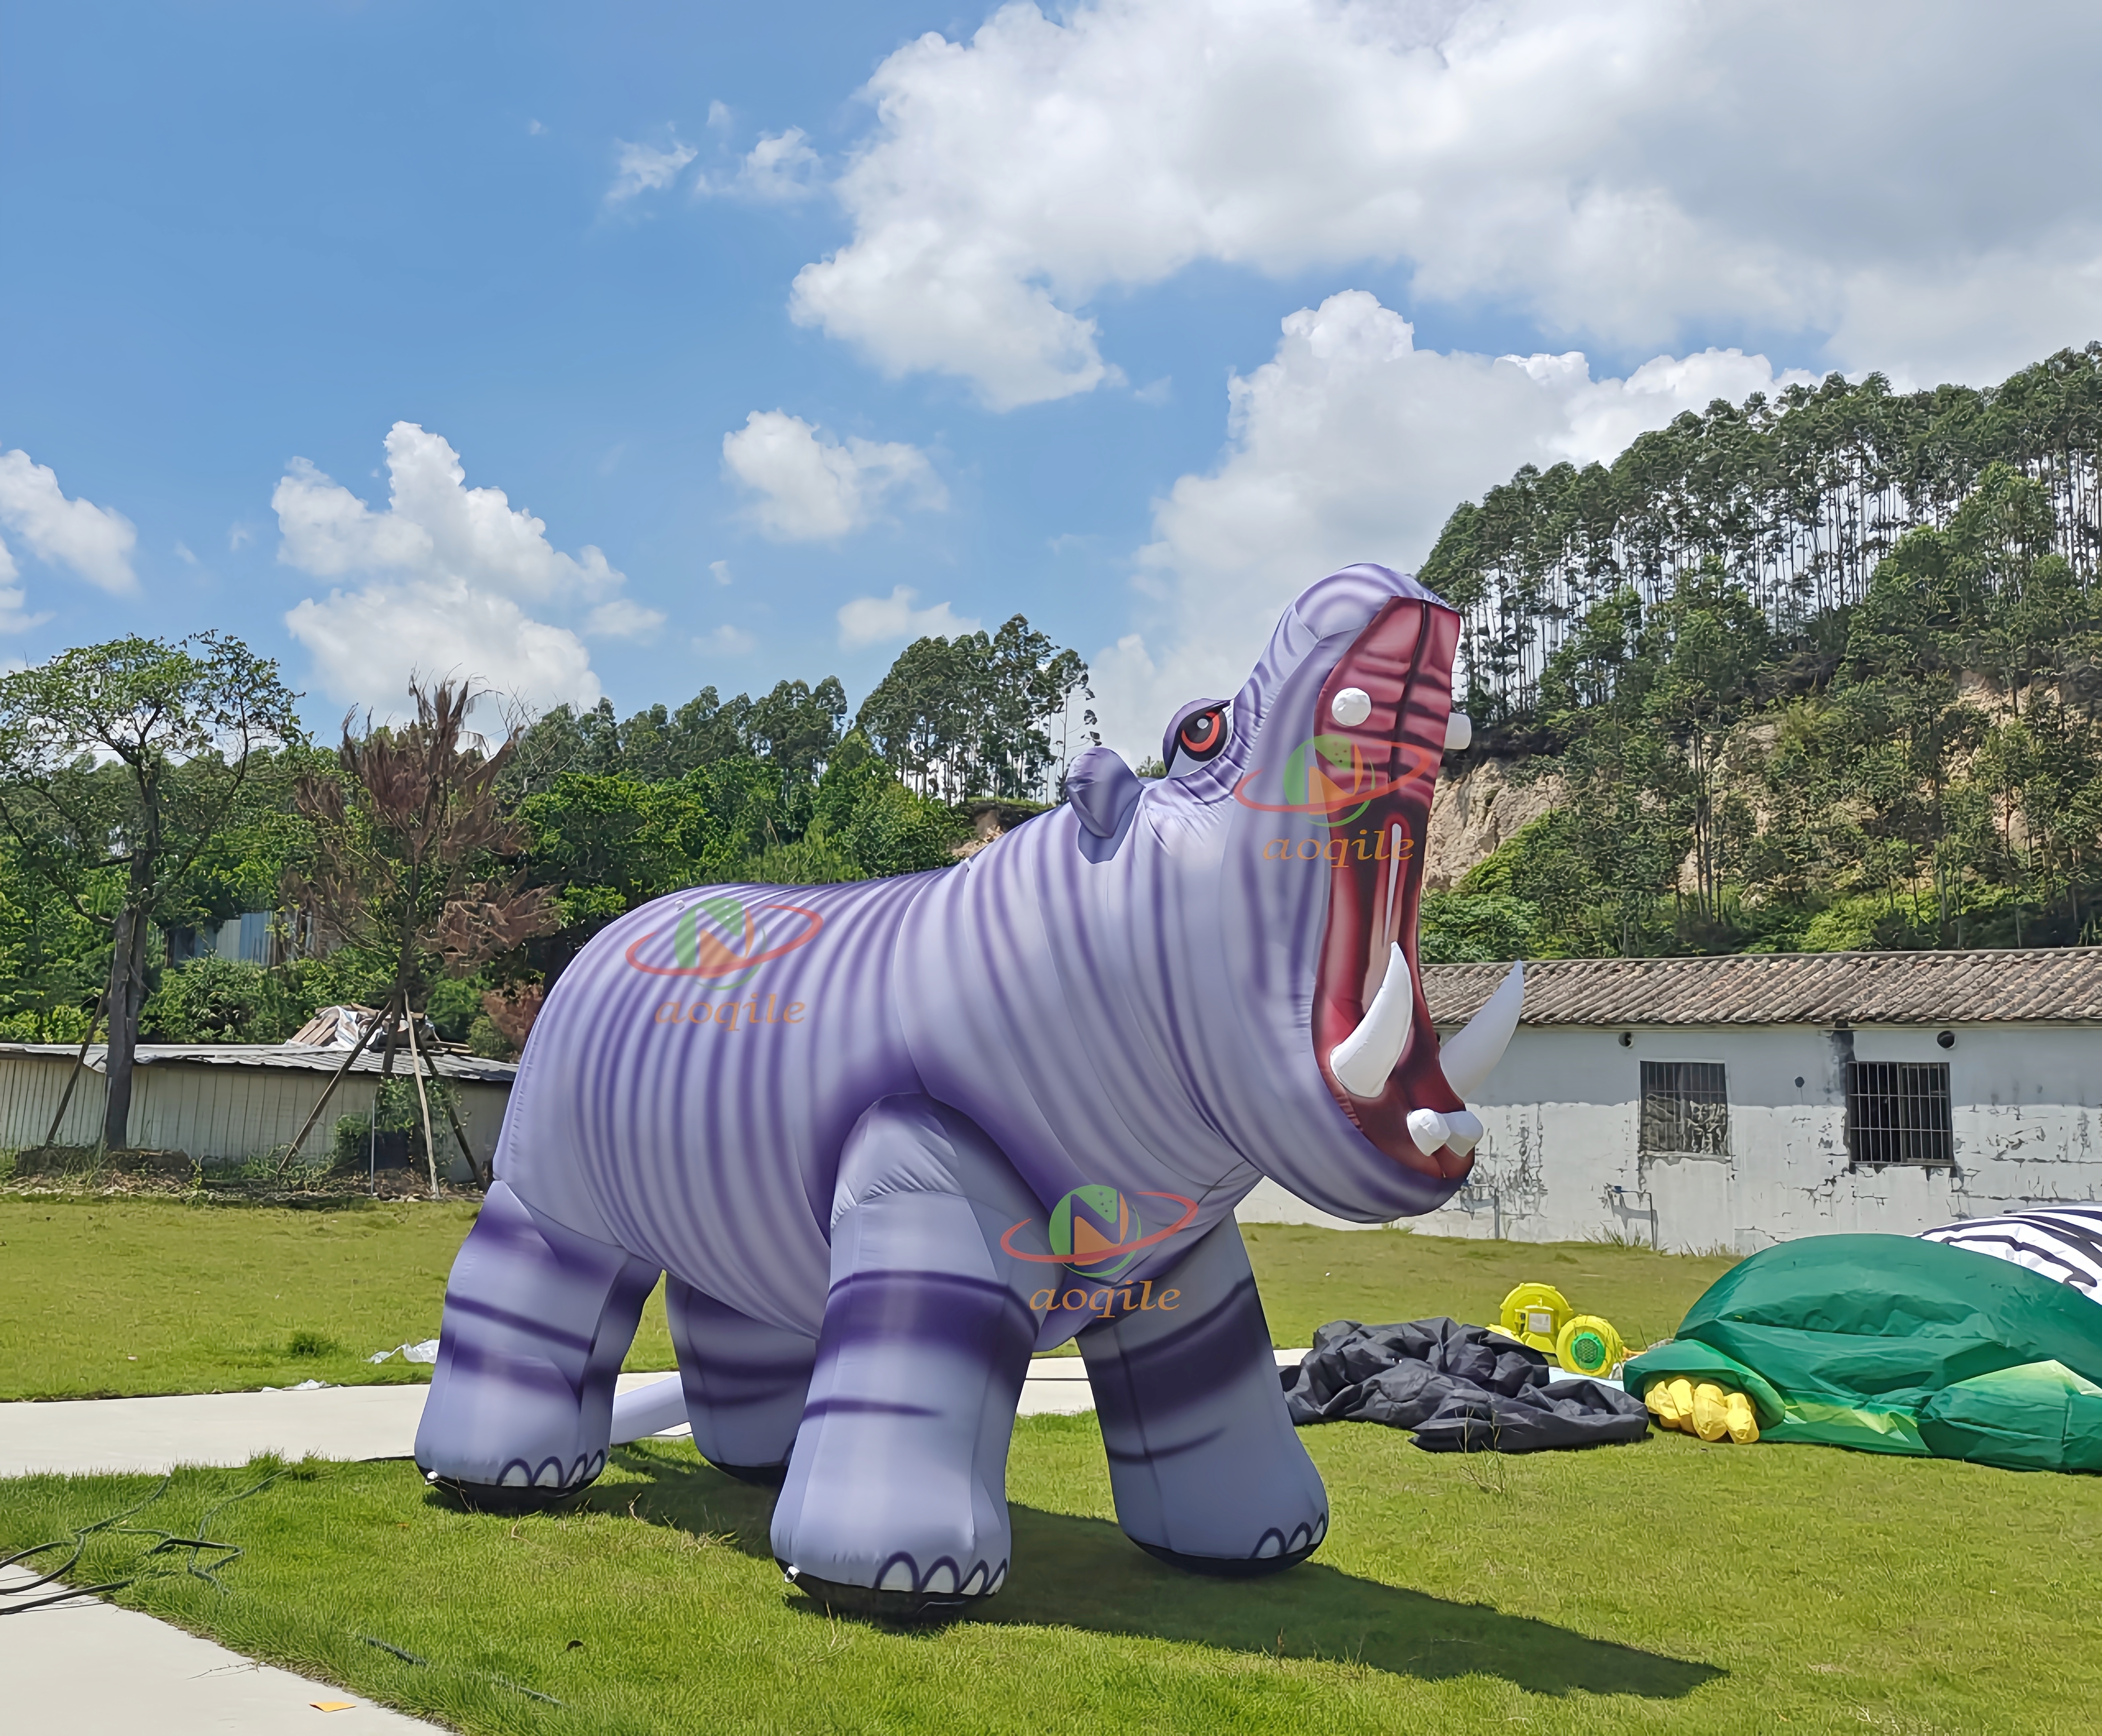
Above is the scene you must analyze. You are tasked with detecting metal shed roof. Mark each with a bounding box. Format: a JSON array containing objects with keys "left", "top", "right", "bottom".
[
  {"left": 0, "top": 1043, "right": 518, "bottom": 1084},
  {"left": 1422, "top": 948, "right": 2102, "bottom": 1029}
]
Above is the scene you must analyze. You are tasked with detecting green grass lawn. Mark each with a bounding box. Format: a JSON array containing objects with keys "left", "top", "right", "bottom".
[
  {"left": 0, "top": 1197, "right": 1734, "bottom": 1399},
  {"left": 2, "top": 1198, "right": 2084, "bottom": 1729},
  {"left": 4, "top": 1417, "right": 2091, "bottom": 1734}
]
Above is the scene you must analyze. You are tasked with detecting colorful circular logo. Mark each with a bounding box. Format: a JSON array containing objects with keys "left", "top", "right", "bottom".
[{"left": 1001, "top": 1185, "right": 1200, "bottom": 1282}]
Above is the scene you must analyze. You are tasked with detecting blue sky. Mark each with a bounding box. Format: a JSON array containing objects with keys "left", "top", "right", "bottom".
[{"left": 6, "top": 2, "right": 2101, "bottom": 752}]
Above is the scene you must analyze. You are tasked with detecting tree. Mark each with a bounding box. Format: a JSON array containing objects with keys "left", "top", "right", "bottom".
[
  {"left": 855, "top": 616, "right": 1088, "bottom": 801},
  {"left": 0, "top": 634, "right": 302, "bottom": 1149},
  {"left": 288, "top": 680, "right": 558, "bottom": 1191}
]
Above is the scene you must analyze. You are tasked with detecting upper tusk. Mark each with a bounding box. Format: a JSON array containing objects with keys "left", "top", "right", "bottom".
[
  {"left": 1331, "top": 942, "right": 1413, "bottom": 1099},
  {"left": 1444, "top": 711, "right": 1472, "bottom": 752},
  {"left": 1438, "top": 961, "right": 1524, "bottom": 1098}
]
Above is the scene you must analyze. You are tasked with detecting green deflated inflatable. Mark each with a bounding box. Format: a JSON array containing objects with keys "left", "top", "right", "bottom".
[{"left": 1623, "top": 1233, "right": 2102, "bottom": 1474}]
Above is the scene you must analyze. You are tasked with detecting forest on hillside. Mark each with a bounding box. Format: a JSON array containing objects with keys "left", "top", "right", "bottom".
[{"left": 1417, "top": 344, "right": 2102, "bottom": 963}]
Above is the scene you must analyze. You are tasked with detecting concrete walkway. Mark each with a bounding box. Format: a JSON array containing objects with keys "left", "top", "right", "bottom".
[
  {"left": 0, "top": 1564, "right": 448, "bottom": 1733},
  {"left": 0, "top": 1355, "right": 1310, "bottom": 1479}
]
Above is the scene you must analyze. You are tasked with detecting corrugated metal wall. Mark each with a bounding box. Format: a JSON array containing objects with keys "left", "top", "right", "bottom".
[{"left": 0, "top": 1052, "right": 509, "bottom": 1176}]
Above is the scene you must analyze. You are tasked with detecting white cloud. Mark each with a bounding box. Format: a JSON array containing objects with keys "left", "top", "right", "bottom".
[
  {"left": 836, "top": 585, "right": 980, "bottom": 650},
  {"left": 709, "top": 559, "right": 733, "bottom": 585},
  {"left": 174, "top": 540, "right": 198, "bottom": 566},
  {"left": 286, "top": 581, "right": 599, "bottom": 716},
  {"left": 274, "top": 423, "right": 621, "bottom": 601},
  {"left": 721, "top": 410, "right": 946, "bottom": 541},
  {"left": 739, "top": 128, "right": 821, "bottom": 202},
  {"left": 228, "top": 523, "right": 254, "bottom": 551},
  {"left": 707, "top": 101, "right": 732, "bottom": 132},
  {"left": 0, "top": 449, "right": 138, "bottom": 594},
  {"left": 528, "top": 119, "right": 546, "bottom": 137},
  {"left": 698, "top": 623, "right": 757, "bottom": 656},
  {"left": 697, "top": 126, "right": 824, "bottom": 202},
  {"left": 1091, "top": 289, "right": 1814, "bottom": 755},
  {"left": 275, "top": 422, "right": 638, "bottom": 713},
  {"left": 585, "top": 598, "right": 668, "bottom": 639},
  {"left": 791, "top": 0, "right": 2102, "bottom": 408},
  {"left": 608, "top": 135, "right": 698, "bottom": 202},
  {"left": 0, "top": 539, "right": 47, "bottom": 632}
]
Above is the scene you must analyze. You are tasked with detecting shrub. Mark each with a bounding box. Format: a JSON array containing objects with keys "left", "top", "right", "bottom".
[{"left": 141, "top": 956, "right": 267, "bottom": 1043}]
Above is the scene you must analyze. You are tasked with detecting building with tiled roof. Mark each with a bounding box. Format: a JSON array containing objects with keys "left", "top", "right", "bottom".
[
  {"left": 1237, "top": 947, "right": 2102, "bottom": 1254},
  {"left": 1420, "top": 948, "right": 2102, "bottom": 1030}
]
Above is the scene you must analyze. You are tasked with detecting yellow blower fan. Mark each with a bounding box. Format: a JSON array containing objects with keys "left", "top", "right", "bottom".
[
  {"left": 1496, "top": 1283, "right": 1571, "bottom": 1355},
  {"left": 1554, "top": 1314, "right": 1625, "bottom": 1379}
]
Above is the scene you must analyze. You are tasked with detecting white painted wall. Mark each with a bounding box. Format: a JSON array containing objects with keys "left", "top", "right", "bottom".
[
  {"left": 0, "top": 1049, "right": 508, "bottom": 1181},
  {"left": 1236, "top": 1022, "right": 2102, "bottom": 1249}
]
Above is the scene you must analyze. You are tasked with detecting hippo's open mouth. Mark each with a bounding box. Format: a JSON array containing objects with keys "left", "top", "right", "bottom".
[{"left": 1298, "top": 598, "right": 1484, "bottom": 1179}]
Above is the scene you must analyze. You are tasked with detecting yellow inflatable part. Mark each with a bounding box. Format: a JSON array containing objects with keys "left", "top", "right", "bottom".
[
  {"left": 1661, "top": 1376, "right": 1695, "bottom": 1430},
  {"left": 1691, "top": 1382, "right": 1733, "bottom": 1441},
  {"left": 1497, "top": 1283, "right": 1572, "bottom": 1353},
  {"left": 1554, "top": 1313, "right": 1625, "bottom": 1378},
  {"left": 1643, "top": 1375, "right": 1759, "bottom": 1442}
]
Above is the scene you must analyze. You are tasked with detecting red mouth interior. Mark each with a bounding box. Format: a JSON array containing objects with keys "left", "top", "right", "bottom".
[{"left": 1308, "top": 598, "right": 1471, "bottom": 1179}]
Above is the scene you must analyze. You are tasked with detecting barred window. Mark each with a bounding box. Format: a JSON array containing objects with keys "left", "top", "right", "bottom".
[
  {"left": 1847, "top": 1061, "right": 1953, "bottom": 1167},
  {"left": 1639, "top": 1061, "right": 1730, "bottom": 1156}
]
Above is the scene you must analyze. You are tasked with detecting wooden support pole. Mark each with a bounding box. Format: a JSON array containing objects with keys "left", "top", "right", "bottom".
[
  {"left": 280, "top": 1001, "right": 389, "bottom": 1168},
  {"left": 38, "top": 994, "right": 106, "bottom": 1154},
  {"left": 403, "top": 1003, "right": 441, "bottom": 1201},
  {"left": 441, "top": 1091, "right": 484, "bottom": 1187}
]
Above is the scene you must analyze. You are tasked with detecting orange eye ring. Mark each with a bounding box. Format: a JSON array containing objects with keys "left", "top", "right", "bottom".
[{"left": 1177, "top": 708, "right": 1226, "bottom": 760}]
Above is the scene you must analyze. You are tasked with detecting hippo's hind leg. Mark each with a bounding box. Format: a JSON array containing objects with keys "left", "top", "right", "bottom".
[
  {"left": 1081, "top": 1215, "right": 1329, "bottom": 1575},
  {"left": 771, "top": 1094, "right": 1040, "bottom": 1621},
  {"left": 414, "top": 1180, "right": 659, "bottom": 1509},
  {"left": 665, "top": 1279, "right": 815, "bottom": 1485}
]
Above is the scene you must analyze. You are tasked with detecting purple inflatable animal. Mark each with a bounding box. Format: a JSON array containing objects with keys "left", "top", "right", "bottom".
[{"left": 415, "top": 564, "right": 1524, "bottom": 1616}]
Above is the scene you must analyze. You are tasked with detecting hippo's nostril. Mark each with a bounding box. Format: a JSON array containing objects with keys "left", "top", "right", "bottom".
[{"left": 1330, "top": 687, "right": 1372, "bottom": 727}]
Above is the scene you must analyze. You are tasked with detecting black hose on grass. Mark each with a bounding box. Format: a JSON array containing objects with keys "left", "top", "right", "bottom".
[
  {"left": 0, "top": 1476, "right": 173, "bottom": 1614},
  {"left": 0, "top": 1469, "right": 291, "bottom": 1614}
]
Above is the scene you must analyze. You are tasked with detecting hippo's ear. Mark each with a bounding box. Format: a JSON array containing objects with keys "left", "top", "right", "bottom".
[{"left": 1065, "top": 747, "right": 1144, "bottom": 842}]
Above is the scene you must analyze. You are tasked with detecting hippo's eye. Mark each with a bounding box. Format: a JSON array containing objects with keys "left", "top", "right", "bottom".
[
  {"left": 1174, "top": 706, "right": 1228, "bottom": 765},
  {"left": 1160, "top": 696, "right": 1231, "bottom": 777}
]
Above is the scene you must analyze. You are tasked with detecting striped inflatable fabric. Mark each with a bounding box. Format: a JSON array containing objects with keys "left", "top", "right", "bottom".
[{"left": 1919, "top": 1206, "right": 2102, "bottom": 1300}]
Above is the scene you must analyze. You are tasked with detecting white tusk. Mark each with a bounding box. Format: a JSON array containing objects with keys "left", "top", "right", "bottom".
[
  {"left": 1331, "top": 942, "right": 1413, "bottom": 1099},
  {"left": 1444, "top": 711, "right": 1472, "bottom": 752},
  {"left": 1407, "top": 1107, "right": 1451, "bottom": 1155},
  {"left": 1438, "top": 961, "right": 1524, "bottom": 1098},
  {"left": 1444, "top": 1109, "right": 1484, "bottom": 1155}
]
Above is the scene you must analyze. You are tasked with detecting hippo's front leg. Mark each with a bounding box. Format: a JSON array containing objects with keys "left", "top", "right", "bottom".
[
  {"left": 772, "top": 1094, "right": 1042, "bottom": 1619},
  {"left": 1080, "top": 1217, "right": 1329, "bottom": 1573}
]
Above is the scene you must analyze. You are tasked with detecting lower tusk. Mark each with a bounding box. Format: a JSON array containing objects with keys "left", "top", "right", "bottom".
[
  {"left": 1444, "top": 1109, "right": 1483, "bottom": 1155},
  {"left": 1444, "top": 711, "right": 1472, "bottom": 752},
  {"left": 1438, "top": 961, "right": 1524, "bottom": 1098},
  {"left": 1407, "top": 1108, "right": 1451, "bottom": 1155},
  {"left": 1331, "top": 942, "right": 1413, "bottom": 1099}
]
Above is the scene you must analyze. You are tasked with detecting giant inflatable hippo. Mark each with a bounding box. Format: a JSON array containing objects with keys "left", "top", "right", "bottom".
[{"left": 415, "top": 563, "right": 1524, "bottom": 1616}]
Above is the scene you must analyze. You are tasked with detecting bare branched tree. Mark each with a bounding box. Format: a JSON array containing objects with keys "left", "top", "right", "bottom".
[{"left": 282, "top": 677, "right": 558, "bottom": 1191}]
